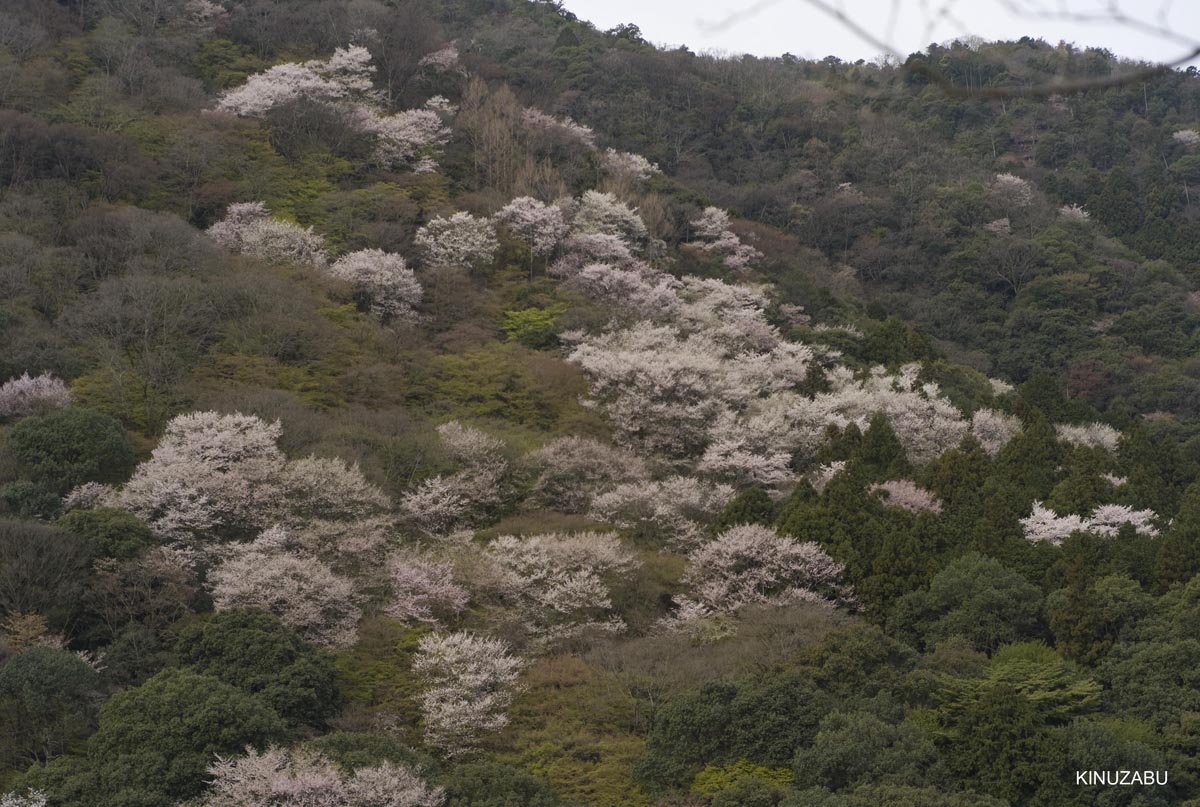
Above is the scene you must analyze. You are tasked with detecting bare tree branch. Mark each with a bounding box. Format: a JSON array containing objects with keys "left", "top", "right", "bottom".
[{"left": 700, "top": 0, "right": 1200, "bottom": 98}]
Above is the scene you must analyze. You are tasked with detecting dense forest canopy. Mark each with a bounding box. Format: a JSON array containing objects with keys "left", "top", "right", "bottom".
[{"left": 1, "top": 1, "right": 1200, "bottom": 806}]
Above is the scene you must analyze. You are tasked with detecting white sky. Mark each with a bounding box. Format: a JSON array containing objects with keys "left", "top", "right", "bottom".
[{"left": 558, "top": 0, "right": 1200, "bottom": 66}]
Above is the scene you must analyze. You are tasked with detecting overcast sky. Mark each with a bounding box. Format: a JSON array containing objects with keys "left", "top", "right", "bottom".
[{"left": 557, "top": 0, "right": 1200, "bottom": 66}]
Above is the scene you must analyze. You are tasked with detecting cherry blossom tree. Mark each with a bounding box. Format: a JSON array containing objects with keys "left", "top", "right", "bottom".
[
  {"left": 207, "top": 202, "right": 328, "bottom": 268},
  {"left": 1020, "top": 501, "right": 1159, "bottom": 545},
  {"left": 1055, "top": 422, "right": 1121, "bottom": 452},
  {"left": 670, "top": 525, "right": 848, "bottom": 621},
  {"left": 0, "top": 792, "right": 46, "bottom": 807},
  {"left": 590, "top": 476, "right": 734, "bottom": 548},
  {"left": 685, "top": 207, "right": 761, "bottom": 273},
  {"left": 570, "top": 191, "right": 647, "bottom": 243},
  {"left": 415, "top": 212, "right": 498, "bottom": 270},
  {"left": 112, "top": 411, "right": 287, "bottom": 542},
  {"left": 280, "top": 456, "right": 391, "bottom": 523},
  {"left": 352, "top": 107, "right": 450, "bottom": 169},
  {"left": 1173, "top": 129, "right": 1200, "bottom": 147},
  {"left": 869, "top": 480, "right": 943, "bottom": 514},
  {"left": 215, "top": 46, "right": 378, "bottom": 117},
  {"left": 0, "top": 372, "right": 71, "bottom": 418},
  {"left": 412, "top": 631, "right": 525, "bottom": 756},
  {"left": 399, "top": 423, "right": 508, "bottom": 535},
  {"left": 521, "top": 107, "right": 596, "bottom": 148},
  {"left": 385, "top": 549, "right": 470, "bottom": 625},
  {"left": 560, "top": 262, "right": 681, "bottom": 320},
  {"left": 970, "top": 408, "right": 1022, "bottom": 456},
  {"left": 526, "top": 436, "right": 650, "bottom": 513},
  {"left": 567, "top": 321, "right": 811, "bottom": 459},
  {"left": 549, "top": 232, "right": 640, "bottom": 276},
  {"left": 208, "top": 526, "right": 362, "bottom": 648},
  {"left": 1020, "top": 501, "right": 1089, "bottom": 546},
  {"left": 493, "top": 196, "right": 569, "bottom": 275},
  {"left": 326, "top": 249, "right": 422, "bottom": 323},
  {"left": 601, "top": 148, "right": 660, "bottom": 181},
  {"left": 991, "top": 173, "right": 1035, "bottom": 209},
  {"left": 198, "top": 746, "right": 444, "bottom": 807},
  {"left": 484, "top": 531, "right": 637, "bottom": 644},
  {"left": 1084, "top": 504, "right": 1159, "bottom": 537},
  {"left": 1059, "top": 204, "right": 1090, "bottom": 221},
  {"left": 808, "top": 461, "right": 847, "bottom": 494},
  {"left": 63, "top": 482, "right": 113, "bottom": 511},
  {"left": 418, "top": 44, "right": 461, "bottom": 72}
]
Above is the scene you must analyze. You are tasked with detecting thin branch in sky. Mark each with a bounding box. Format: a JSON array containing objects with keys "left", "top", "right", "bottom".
[{"left": 698, "top": 0, "right": 1200, "bottom": 97}]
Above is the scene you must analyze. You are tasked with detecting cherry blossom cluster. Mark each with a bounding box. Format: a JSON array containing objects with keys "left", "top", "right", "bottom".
[
  {"left": 350, "top": 105, "right": 451, "bottom": 169},
  {"left": 1055, "top": 422, "right": 1121, "bottom": 452},
  {"left": 568, "top": 190, "right": 649, "bottom": 244},
  {"left": 808, "top": 461, "right": 846, "bottom": 494},
  {"left": 198, "top": 746, "right": 444, "bottom": 807},
  {"left": 1173, "top": 129, "right": 1200, "bottom": 147},
  {"left": 869, "top": 479, "right": 943, "bottom": 514},
  {"left": 1021, "top": 501, "right": 1160, "bottom": 546},
  {"left": 484, "top": 531, "right": 637, "bottom": 644},
  {"left": 991, "top": 173, "right": 1035, "bottom": 208},
  {"left": 667, "top": 525, "right": 848, "bottom": 625},
  {"left": 412, "top": 631, "right": 525, "bottom": 756},
  {"left": 601, "top": 148, "right": 660, "bottom": 181},
  {"left": 0, "top": 791, "right": 47, "bottom": 807},
  {"left": 590, "top": 476, "right": 734, "bottom": 548},
  {"left": 418, "top": 44, "right": 461, "bottom": 72},
  {"left": 493, "top": 196, "right": 569, "bottom": 259},
  {"left": 385, "top": 549, "right": 470, "bottom": 625},
  {"left": 107, "top": 411, "right": 389, "bottom": 549},
  {"left": 216, "top": 46, "right": 450, "bottom": 170},
  {"left": 326, "top": 248, "right": 422, "bottom": 323},
  {"left": 415, "top": 212, "right": 498, "bottom": 270},
  {"left": 526, "top": 436, "right": 651, "bottom": 513},
  {"left": 685, "top": 207, "right": 762, "bottom": 273},
  {"left": 969, "top": 408, "right": 1022, "bottom": 456},
  {"left": 209, "top": 526, "right": 362, "bottom": 648},
  {"left": 215, "top": 46, "right": 378, "bottom": 117},
  {"left": 207, "top": 202, "right": 329, "bottom": 267},
  {"left": 1059, "top": 204, "right": 1090, "bottom": 221},
  {"left": 0, "top": 371, "right": 71, "bottom": 418},
  {"left": 399, "top": 422, "right": 509, "bottom": 535},
  {"left": 521, "top": 107, "right": 596, "bottom": 148}
]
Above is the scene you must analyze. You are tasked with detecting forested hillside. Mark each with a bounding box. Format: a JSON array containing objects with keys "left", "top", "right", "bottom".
[{"left": 1, "top": 1, "right": 1200, "bottom": 806}]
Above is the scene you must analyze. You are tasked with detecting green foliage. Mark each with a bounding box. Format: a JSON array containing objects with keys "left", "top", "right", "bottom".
[
  {"left": 20, "top": 668, "right": 286, "bottom": 807},
  {"left": 334, "top": 617, "right": 428, "bottom": 743},
  {"left": 173, "top": 609, "right": 342, "bottom": 728},
  {"left": 6, "top": 408, "right": 135, "bottom": 494},
  {"left": 502, "top": 306, "right": 565, "bottom": 349},
  {"left": 692, "top": 759, "right": 794, "bottom": 795},
  {"left": 792, "top": 712, "right": 941, "bottom": 792},
  {"left": 713, "top": 487, "right": 777, "bottom": 531},
  {"left": 889, "top": 553, "right": 1045, "bottom": 652},
  {"left": 442, "top": 762, "right": 563, "bottom": 807},
  {"left": 57, "top": 507, "right": 153, "bottom": 559},
  {"left": 500, "top": 656, "right": 650, "bottom": 806},
  {"left": 637, "top": 672, "right": 833, "bottom": 789}
]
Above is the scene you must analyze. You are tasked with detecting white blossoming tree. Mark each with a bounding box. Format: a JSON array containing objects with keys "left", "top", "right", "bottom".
[
  {"left": 209, "top": 526, "right": 362, "bottom": 648},
  {"left": 0, "top": 372, "right": 71, "bottom": 418},
  {"left": 197, "top": 746, "right": 444, "bottom": 807},
  {"left": 415, "top": 212, "right": 499, "bottom": 270},
  {"left": 412, "top": 631, "right": 525, "bottom": 756},
  {"left": 484, "top": 531, "right": 637, "bottom": 644},
  {"left": 207, "top": 202, "right": 328, "bottom": 268},
  {"left": 326, "top": 248, "right": 422, "bottom": 323},
  {"left": 669, "top": 525, "right": 848, "bottom": 621}
]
